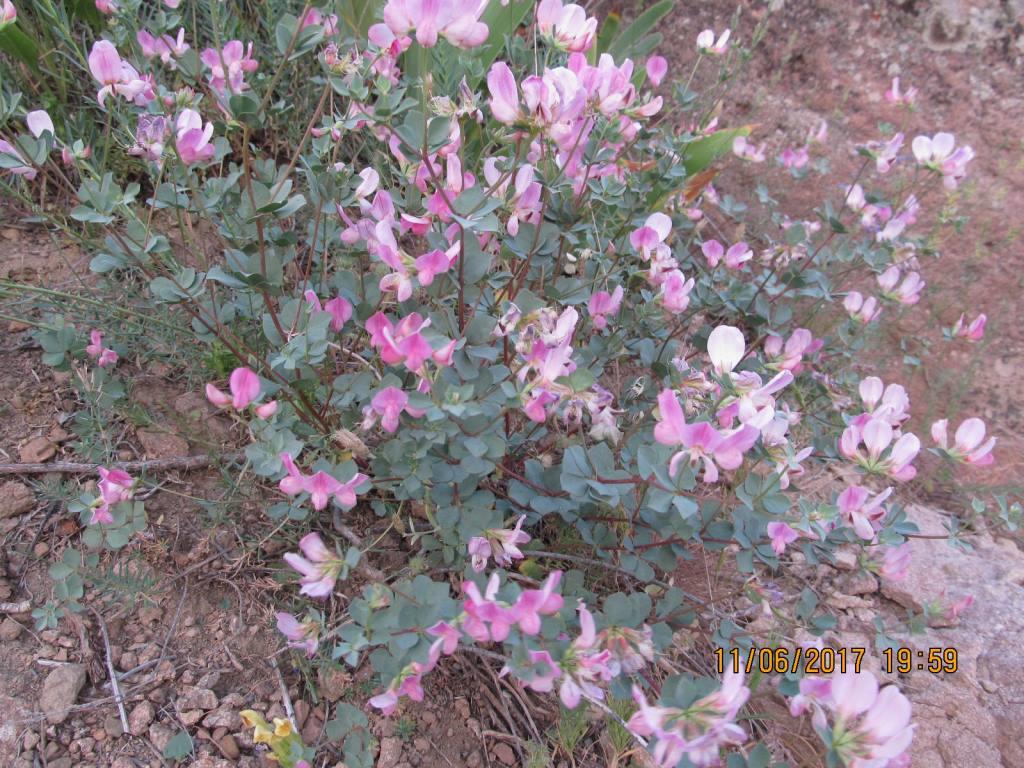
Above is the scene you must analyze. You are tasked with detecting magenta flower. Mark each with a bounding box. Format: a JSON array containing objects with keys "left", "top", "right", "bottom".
[
  {"left": 426, "top": 620, "right": 462, "bottom": 655},
  {"left": 85, "top": 329, "right": 119, "bottom": 368},
  {"left": 837, "top": 484, "right": 893, "bottom": 540},
  {"left": 654, "top": 389, "right": 760, "bottom": 481},
  {"left": 283, "top": 532, "right": 345, "bottom": 599},
  {"left": 304, "top": 290, "right": 353, "bottom": 332},
  {"left": 381, "top": 0, "right": 489, "bottom": 49},
  {"left": 413, "top": 248, "right": 452, "bottom": 286},
  {"left": 366, "top": 311, "right": 449, "bottom": 378},
  {"left": 278, "top": 452, "right": 369, "bottom": 511},
  {"left": 200, "top": 40, "right": 258, "bottom": 94},
  {"left": 536, "top": 0, "right": 597, "bottom": 53},
  {"left": 696, "top": 28, "right": 731, "bottom": 54},
  {"left": 588, "top": 285, "right": 623, "bottom": 331},
  {"left": 275, "top": 612, "right": 319, "bottom": 657},
  {"left": 362, "top": 386, "right": 425, "bottom": 433},
  {"left": 931, "top": 417, "right": 996, "bottom": 466},
  {"left": 840, "top": 419, "right": 920, "bottom": 481},
  {"left": 206, "top": 366, "right": 261, "bottom": 410},
  {"left": 646, "top": 55, "right": 668, "bottom": 86},
  {"left": 462, "top": 573, "right": 517, "bottom": 643},
  {"left": 952, "top": 312, "right": 985, "bottom": 341},
  {"left": 766, "top": 521, "right": 799, "bottom": 555}
]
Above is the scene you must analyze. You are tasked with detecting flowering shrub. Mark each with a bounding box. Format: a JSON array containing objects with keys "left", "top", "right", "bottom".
[{"left": 1, "top": 0, "right": 1009, "bottom": 766}]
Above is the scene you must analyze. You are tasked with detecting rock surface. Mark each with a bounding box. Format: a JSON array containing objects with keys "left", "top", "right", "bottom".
[
  {"left": 1, "top": 481, "right": 35, "bottom": 518},
  {"left": 40, "top": 664, "right": 88, "bottom": 725},
  {"left": 881, "top": 506, "right": 1024, "bottom": 768}
]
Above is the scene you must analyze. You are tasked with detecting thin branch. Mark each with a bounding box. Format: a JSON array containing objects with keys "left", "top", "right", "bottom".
[
  {"left": 0, "top": 453, "right": 242, "bottom": 476},
  {"left": 90, "top": 607, "right": 130, "bottom": 734}
]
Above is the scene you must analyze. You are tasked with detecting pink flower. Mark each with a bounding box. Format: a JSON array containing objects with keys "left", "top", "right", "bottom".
[
  {"left": 363, "top": 386, "right": 425, "bottom": 433},
  {"left": 278, "top": 452, "right": 369, "bottom": 512},
  {"left": 200, "top": 41, "right": 258, "bottom": 94},
  {"left": 128, "top": 115, "right": 169, "bottom": 162},
  {"left": 305, "top": 291, "right": 354, "bottom": 331},
  {"left": 588, "top": 285, "right": 623, "bottom": 330},
  {"left": 175, "top": 108, "right": 215, "bottom": 165},
  {"left": 283, "top": 532, "right": 344, "bottom": 599},
  {"left": 701, "top": 239, "right": 724, "bottom": 268},
  {"left": 840, "top": 419, "right": 920, "bottom": 481},
  {"left": 299, "top": 7, "right": 339, "bottom": 35},
  {"left": 275, "top": 612, "right": 319, "bottom": 657},
  {"left": 558, "top": 602, "right": 615, "bottom": 709},
  {"left": 778, "top": 145, "right": 809, "bottom": 170},
  {"left": 844, "top": 291, "right": 882, "bottom": 323},
  {"left": 487, "top": 62, "right": 523, "bottom": 124},
  {"left": 764, "top": 328, "right": 819, "bottom": 373},
  {"left": 510, "top": 571, "right": 564, "bottom": 635},
  {"left": 0, "top": 139, "right": 35, "bottom": 180},
  {"left": 654, "top": 388, "right": 760, "bottom": 482},
  {"left": 366, "top": 311, "right": 452, "bottom": 380},
  {"left": 732, "top": 135, "right": 766, "bottom": 162},
  {"left": 857, "top": 376, "right": 910, "bottom": 427},
  {"left": 462, "top": 573, "right": 517, "bottom": 643},
  {"left": 696, "top": 28, "right": 731, "bottom": 55},
  {"left": 931, "top": 417, "right": 996, "bottom": 466},
  {"left": 226, "top": 366, "right": 260, "bottom": 409},
  {"left": 254, "top": 400, "right": 278, "bottom": 419},
  {"left": 658, "top": 269, "right": 695, "bottom": 314},
  {"left": 885, "top": 76, "right": 917, "bottom": 107},
  {"left": 1, "top": 1, "right": 16, "bottom": 26},
  {"left": 952, "top": 312, "right": 985, "bottom": 341},
  {"left": 631, "top": 212, "right": 673, "bottom": 260},
  {"left": 91, "top": 467, "right": 135, "bottom": 524},
  {"left": 646, "top": 55, "right": 668, "bottom": 86},
  {"left": 536, "top": 0, "right": 597, "bottom": 52},
  {"left": 767, "top": 521, "right": 799, "bottom": 555},
  {"left": 837, "top": 485, "right": 893, "bottom": 540},
  {"left": 85, "top": 329, "right": 119, "bottom": 368},
  {"left": 381, "top": 0, "right": 489, "bottom": 49},
  {"left": 95, "top": 0, "right": 118, "bottom": 14},
  {"left": 414, "top": 249, "right": 452, "bottom": 286}
]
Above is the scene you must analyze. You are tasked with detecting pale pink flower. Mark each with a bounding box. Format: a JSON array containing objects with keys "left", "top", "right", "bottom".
[
  {"left": 857, "top": 376, "right": 910, "bottom": 427},
  {"left": 128, "top": 115, "right": 169, "bottom": 162},
  {"left": 1, "top": 1, "right": 16, "bottom": 26},
  {"left": 558, "top": 602, "right": 615, "bottom": 709},
  {"left": 764, "top": 328, "right": 819, "bottom": 373},
  {"left": 254, "top": 400, "right": 278, "bottom": 419},
  {"left": 912, "top": 132, "right": 973, "bottom": 190},
  {"left": 878, "top": 543, "right": 911, "bottom": 581},
  {"left": 837, "top": 485, "right": 893, "bottom": 540},
  {"left": 723, "top": 242, "right": 752, "bottom": 269},
  {"left": 931, "top": 417, "right": 996, "bottom": 466},
  {"left": 840, "top": 419, "right": 919, "bottom": 481},
  {"left": 701, "top": 239, "right": 724, "bottom": 268},
  {"left": 876, "top": 266, "right": 924, "bottom": 305},
  {"left": 844, "top": 291, "right": 882, "bottom": 323},
  {"left": 468, "top": 515, "right": 531, "bottom": 572},
  {"left": 284, "top": 532, "right": 344, "bottom": 599},
  {"left": 630, "top": 212, "right": 672, "bottom": 260},
  {"left": 588, "top": 285, "right": 623, "bottom": 330},
  {"left": 487, "top": 61, "right": 523, "bottom": 124},
  {"left": 767, "top": 521, "right": 799, "bottom": 555},
  {"left": 95, "top": 0, "right": 118, "bottom": 14},
  {"left": 951, "top": 312, "right": 985, "bottom": 341},
  {"left": 0, "top": 139, "right": 35, "bottom": 179},
  {"left": 885, "top": 76, "right": 917, "bottom": 107},
  {"left": 861, "top": 132, "right": 903, "bottom": 174},
  {"left": 275, "top": 612, "right": 319, "bottom": 657},
  {"left": 732, "top": 135, "right": 766, "bottom": 162},
  {"left": 778, "top": 145, "right": 809, "bottom": 170},
  {"left": 654, "top": 388, "right": 760, "bottom": 481},
  {"left": 696, "top": 28, "right": 731, "bottom": 54},
  {"left": 646, "top": 55, "right": 668, "bottom": 86},
  {"left": 88, "top": 40, "right": 154, "bottom": 107},
  {"left": 26, "top": 110, "right": 53, "bottom": 138},
  {"left": 414, "top": 248, "right": 453, "bottom": 286},
  {"left": 299, "top": 7, "right": 339, "bottom": 35},
  {"left": 536, "top": 0, "right": 597, "bottom": 52},
  {"left": 91, "top": 466, "right": 135, "bottom": 524},
  {"left": 381, "top": 0, "right": 489, "bottom": 49},
  {"left": 278, "top": 453, "right": 369, "bottom": 511}
]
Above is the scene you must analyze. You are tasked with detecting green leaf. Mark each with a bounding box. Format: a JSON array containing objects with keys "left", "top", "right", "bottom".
[
  {"left": 471, "top": 0, "right": 535, "bottom": 88},
  {"left": 162, "top": 730, "right": 193, "bottom": 761},
  {"left": 593, "top": 12, "right": 621, "bottom": 60},
  {"left": 682, "top": 126, "right": 752, "bottom": 177},
  {"left": 607, "top": 1, "right": 674, "bottom": 61},
  {"left": 0, "top": 26, "right": 41, "bottom": 73}
]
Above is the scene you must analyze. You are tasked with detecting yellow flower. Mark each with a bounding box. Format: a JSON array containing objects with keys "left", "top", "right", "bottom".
[{"left": 240, "top": 710, "right": 274, "bottom": 745}]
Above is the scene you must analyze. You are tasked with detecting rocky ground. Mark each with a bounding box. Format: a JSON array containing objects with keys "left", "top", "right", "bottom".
[{"left": 2, "top": 1, "right": 1023, "bottom": 767}]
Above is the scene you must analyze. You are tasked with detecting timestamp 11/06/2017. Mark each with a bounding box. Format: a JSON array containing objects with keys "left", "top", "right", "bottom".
[{"left": 713, "top": 646, "right": 959, "bottom": 675}]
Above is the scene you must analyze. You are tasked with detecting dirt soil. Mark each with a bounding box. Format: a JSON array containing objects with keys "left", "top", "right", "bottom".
[{"left": 2, "top": 2, "right": 1023, "bottom": 767}]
